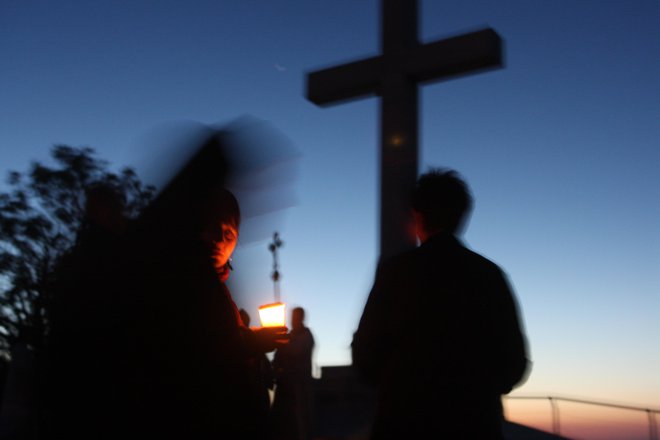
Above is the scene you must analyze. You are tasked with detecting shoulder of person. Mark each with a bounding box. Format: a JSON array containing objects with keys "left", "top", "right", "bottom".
[
  {"left": 382, "top": 250, "right": 413, "bottom": 266},
  {"left": 456, "top": 243, "right": 511, "bottom": 285}
]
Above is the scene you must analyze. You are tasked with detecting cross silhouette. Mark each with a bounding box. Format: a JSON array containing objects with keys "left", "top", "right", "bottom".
[{"left": 307, "top": 0, "right": 503, "bottom": 258}]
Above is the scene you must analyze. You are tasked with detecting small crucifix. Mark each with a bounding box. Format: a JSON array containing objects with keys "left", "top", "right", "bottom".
[
  {"left": 268, "top": 232, "right": 284, "bottom": 303},
  {"left": 307, "top": 0, "right": 503, "bottom": 258}
]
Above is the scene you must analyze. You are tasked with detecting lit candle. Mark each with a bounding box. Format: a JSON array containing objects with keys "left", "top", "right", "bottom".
[{"left": 258, "top": 302, "right": 286, "bottom": 327}]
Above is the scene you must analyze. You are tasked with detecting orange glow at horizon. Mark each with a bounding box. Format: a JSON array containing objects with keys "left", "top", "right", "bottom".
[
  {"left": 504, "top": 398, "right": 654, "bottom": 440},
  {"left": 258, "top": 302, "right": 285, "bottom": 327}
]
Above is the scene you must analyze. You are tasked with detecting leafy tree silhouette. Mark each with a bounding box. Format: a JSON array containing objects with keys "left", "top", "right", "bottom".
[{"left": 0, "top": 145, "right": 154, "bottom": 359}]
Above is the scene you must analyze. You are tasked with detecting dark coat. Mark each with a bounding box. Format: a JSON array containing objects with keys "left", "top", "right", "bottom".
[
  {"left": 352, "top": 233, "right": 529, "bottom": 439},
  {"left": 131, "top": 238, "right": 269, "bottom": 439},
  {"left": 43, "top": 225, "right": 134, "bottom": 440},
  {"left": 44, "top": 231, "right": 269, "bottom": 440}
]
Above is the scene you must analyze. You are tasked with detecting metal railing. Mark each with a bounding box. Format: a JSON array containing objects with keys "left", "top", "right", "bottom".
[{"left": 504, "top": 395, "right": 660, "bottom": 440}]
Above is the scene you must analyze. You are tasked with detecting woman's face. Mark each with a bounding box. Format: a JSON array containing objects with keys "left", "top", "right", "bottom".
[{"left": 212, "top": 222, "right": 238, "bottom": 271}]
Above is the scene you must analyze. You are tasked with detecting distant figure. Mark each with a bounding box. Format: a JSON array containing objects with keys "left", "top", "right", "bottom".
[
  {"left": 239, "top": 308, "right": 252, "bottom": 327},
  {"left": 81, "top": 183, "right": 129, "bottom": 236},
  {"left": 43, "top": 183, "right": 130, "bottom": 439},
  {"left": 126, "top": 135, "right": 287, "bottom": 439},
  {"left": 352, "top": 169, "right": 530, "bottom": 440},
  {"left": 271, "top": 307, "right": 315, "bottom": 440}
]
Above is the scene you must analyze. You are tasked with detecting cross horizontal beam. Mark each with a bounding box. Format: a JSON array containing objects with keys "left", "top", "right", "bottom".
[{"left": 307, "top": 28, "right": 503, "bottom": 107}]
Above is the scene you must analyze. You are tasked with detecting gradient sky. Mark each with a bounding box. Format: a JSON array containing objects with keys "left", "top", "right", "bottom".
[{"left": 1, "top": 0, "right": 658, "bottom": 422}]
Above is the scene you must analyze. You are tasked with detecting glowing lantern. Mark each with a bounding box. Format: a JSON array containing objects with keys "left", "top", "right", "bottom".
[{"left": 258, "top": 302, "right": 286, "bottom": 327}]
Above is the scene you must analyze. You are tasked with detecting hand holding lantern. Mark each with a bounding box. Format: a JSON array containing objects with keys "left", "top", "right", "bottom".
[{"left": 252, "top": 324, "right": 288, "bottom": 352}]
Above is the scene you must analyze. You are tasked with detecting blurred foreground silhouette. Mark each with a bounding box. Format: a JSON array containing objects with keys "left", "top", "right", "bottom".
[
  {"left": 45, "top": 120, "right": 297, "bottom": 439},
  {"left": 0, "top": 146, "right": 154, "bottom": 439},
  {"left": 0, "top": 146, "right": 154, "bottom": 360},
  {"left": 0, "top": 119, "right": 299, "bottom": 439}
]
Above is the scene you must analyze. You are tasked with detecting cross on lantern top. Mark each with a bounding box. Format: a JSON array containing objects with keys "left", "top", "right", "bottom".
[{"left": 306, "top": 0, "right": 503, "bottom": 258}]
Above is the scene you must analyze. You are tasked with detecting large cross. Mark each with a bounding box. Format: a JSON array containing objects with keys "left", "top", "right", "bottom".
[{"left": 306, "top": 0, "right": 503, "bottom": 258}]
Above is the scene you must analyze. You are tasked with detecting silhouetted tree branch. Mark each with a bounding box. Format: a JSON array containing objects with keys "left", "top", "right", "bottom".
[{"left": 0, "top": 145, "right": 154, "bottom": 358}]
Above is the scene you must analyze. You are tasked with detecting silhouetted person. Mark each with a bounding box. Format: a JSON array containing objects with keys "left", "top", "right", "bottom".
[
  {"left": 352, "top": 169, "right": 529, "bottom": 440},
  {"left": 239, "top": 308, "right": 251, "bottom": 327},
  {"left": 271, "top": 307, "right": 315, "bottom": 440},
  {"left": 125, "top": 133, "right": 286, "bottom": 439},
  {"left": 43, "top": 183, "right": 131, "bottom": 439}
]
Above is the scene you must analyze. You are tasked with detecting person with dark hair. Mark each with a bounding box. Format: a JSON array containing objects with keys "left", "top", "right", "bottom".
[
  {"left": 352, "top": 168, "right": 530, "bottom": 439},
  {"left": 121, "top": 133, "right": 286, "bottom": 439}
]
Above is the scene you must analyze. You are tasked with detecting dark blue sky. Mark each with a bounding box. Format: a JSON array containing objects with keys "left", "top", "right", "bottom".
[{"left": 1, "top": 0, "right": 658, "bottom": 412}]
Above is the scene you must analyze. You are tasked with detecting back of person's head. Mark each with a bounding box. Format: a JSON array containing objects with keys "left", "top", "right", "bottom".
[
  {"left": 292, "top": 307, "right": 305, "bottom": 330},
  {"left": 293, "top": 307, "right": 305, "bottom": 321},
  {"left": 411, "top": 169, "right": 473, "bottom": 234},
  {"left": 198, "top": 187, "right": 241, "bottom": 240},
  {"left": 239, "top": 309, "right": 250, "bottom": 327},
  {"left": 84, "top": 182, "right": 127, "bottom": 232}
]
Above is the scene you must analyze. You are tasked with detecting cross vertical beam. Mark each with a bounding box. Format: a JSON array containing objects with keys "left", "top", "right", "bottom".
[
  {"left": 380, "top": 0, "right": 419, "bottom": 257},
  {"left": 307, "top": 0, "right": 503, "bottom": 259}
]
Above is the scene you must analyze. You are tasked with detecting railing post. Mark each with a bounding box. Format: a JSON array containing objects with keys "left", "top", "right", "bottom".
[
  {"left": 549, "top": 396, "right": 560, "bottom": 435},
  {"left": 647, "top": 409, "right": 658, "bottom": 440},
  {"left": 505, "top": 395, "right": 660, "bottom": 439}
]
